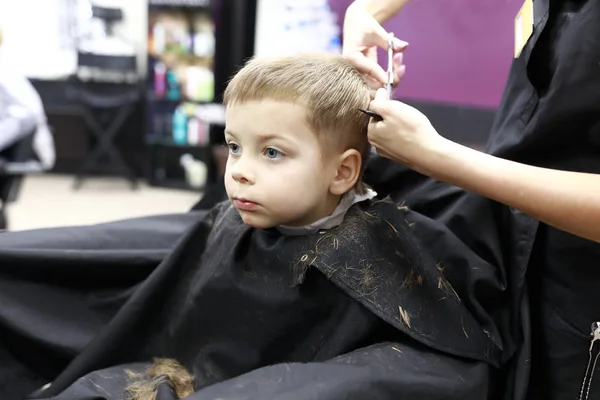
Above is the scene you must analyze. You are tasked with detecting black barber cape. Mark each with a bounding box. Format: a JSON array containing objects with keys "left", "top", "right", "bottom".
[
  {"left": 0, "top": 213, "right": 198, "bottom": 399},
  {"left": 365, "top": 1, "right": 600, "bottom": 400},
  {"left": 0, "top": 200, "right": 499, "bottom": 400}
]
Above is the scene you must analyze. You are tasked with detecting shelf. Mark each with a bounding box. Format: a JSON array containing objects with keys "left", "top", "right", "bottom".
[
  {"left": 149, "top": 0, "right": 210, "bottom": 7},
  {"left": 147, "top": 98, "right": 226, "bottom": 125},
  {"left": 147, "top": 91, "right": 213, "bottom": 105},
  {"left": 146, "top": 136, "right": 210, "bottom": 150}
]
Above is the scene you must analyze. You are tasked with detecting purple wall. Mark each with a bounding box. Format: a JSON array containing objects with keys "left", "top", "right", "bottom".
[{"left": 330, "top": 0, "right": 523, "bottom": 109}]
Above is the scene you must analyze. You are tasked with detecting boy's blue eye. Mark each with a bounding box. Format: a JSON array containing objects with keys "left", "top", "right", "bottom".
[
  {"left": 228, "top": 143, "right": 240, "bottom": 154},
  {"left": 265, "top": 147, "right": 282, "bottom": 159}
]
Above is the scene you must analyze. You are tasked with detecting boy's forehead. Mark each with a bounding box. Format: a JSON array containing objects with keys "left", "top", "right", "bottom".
[
  {"left": 225, "top": 100, "right": 312, "bottom": 136},
  {"left": 225, "top": 99, "right": 308, "bottom": 115}
]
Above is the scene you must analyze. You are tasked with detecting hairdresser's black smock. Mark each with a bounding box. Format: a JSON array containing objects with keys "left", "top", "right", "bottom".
[
  {"left": 366, "top": 0, "right": 600, "bottom": 399},
  {"left": 0, "top": 199, "right": 498, "bottom": 400}
]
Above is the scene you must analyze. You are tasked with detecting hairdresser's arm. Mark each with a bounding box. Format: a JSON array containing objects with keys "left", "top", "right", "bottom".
[
  {"left": 429, "top": 140, "right": 600, "bottom": 243},
  {"left": 368, "top": 89, "right": 600, "bottom": 243}
]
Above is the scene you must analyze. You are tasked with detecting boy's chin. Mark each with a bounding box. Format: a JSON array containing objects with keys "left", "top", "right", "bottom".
[{"left": 238, "top": 212, "right": 277, "bottom": 229}]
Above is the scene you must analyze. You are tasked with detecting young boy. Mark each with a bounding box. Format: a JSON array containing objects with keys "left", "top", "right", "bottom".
[
  {"left": 222, "top": 54, "right": 374, "bottom": 231},
  {"left": 13, "top": 54, "right": 499, "bottom": 400}
]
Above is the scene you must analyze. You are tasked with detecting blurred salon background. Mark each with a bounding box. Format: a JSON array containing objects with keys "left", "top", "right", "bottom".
[{"left": 0, "top": 0, "right": 522, "bottom": 231}]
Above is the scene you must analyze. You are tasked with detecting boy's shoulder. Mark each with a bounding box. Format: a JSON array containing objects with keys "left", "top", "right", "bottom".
[{"left": 288, "top": 198, "right": 502, "bottom": 366}]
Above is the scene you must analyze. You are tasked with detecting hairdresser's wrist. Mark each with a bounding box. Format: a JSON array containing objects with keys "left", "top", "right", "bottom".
[
  {"left": 407, "top": 136, "right": 465, "bottom": 181},
  {"left": 414, "top": 136, "right": 490, "bottom": 190},
  {"left": 349, "top": 0, "right": 413, "bottom": 24}
]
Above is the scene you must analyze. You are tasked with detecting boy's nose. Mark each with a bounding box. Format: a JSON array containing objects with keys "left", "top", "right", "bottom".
[{"left": 231, "top": 162, "right": 255, "bottom": 185}]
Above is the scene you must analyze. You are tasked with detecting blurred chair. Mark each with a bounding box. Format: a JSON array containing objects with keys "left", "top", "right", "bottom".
[
  {"left": 66, "top": 74, "right": 141, "bottom": 189},
  {"left": 70, "top": 2, "right": 141, "bottom": 190},
  {"left": 0, "top": 130, "right": 38, "bottom": 230}
]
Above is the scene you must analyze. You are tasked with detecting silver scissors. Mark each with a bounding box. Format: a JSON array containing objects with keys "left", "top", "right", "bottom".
[{"left": 359, "top": 33, "right": 395, "bottom": 121}]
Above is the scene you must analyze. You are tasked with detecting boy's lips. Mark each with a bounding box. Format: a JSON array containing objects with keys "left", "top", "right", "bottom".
[{"left": 232, "top": 197, "right": 259, "bottom": 211}]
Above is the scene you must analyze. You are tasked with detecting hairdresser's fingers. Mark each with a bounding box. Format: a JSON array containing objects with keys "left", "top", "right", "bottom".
[
  {"left": 368, "top": 89, "right": 392, "bottom": 116},
  {"left": 393, "top": 52, "right": 403, "bottom": 68},
  {"left": 392, "top": 53, "right": 406, "bottom": 87},
  {"left": 366, "top": 24, "right": 408, "bottom": 53},
  {"left": 374, "top": 87, "right": 389, "bottom": 102},
  {"left": 365, "top": 74, "right": 383, "bottom": 91},
  {"left": 345, "top": 52, "right": 388, "bottom": 86},
  {"left": 394, "top": 65, "right": 407, "bottom": 88},
  {"left": 392, "top": 37, "right": 409, "bottom": 52},
  {"left": 364, "top": 22, "right": 393, "bottom": 49},
  {"left": 369, "top": 89, "right": 404, "bottom": 117}
]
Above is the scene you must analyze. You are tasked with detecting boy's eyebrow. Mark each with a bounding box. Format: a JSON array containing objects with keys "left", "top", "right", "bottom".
[
  {"left": 256, "top": 133, "right": 286, "bottom": 142},
  {"left": 225, "top": 130, "right": 291, "bottom": 144}
]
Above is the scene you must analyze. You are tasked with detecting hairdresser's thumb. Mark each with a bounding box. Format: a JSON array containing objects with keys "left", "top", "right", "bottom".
[{"left": 369, "top": 88, "right": 391, "bottom": 116}]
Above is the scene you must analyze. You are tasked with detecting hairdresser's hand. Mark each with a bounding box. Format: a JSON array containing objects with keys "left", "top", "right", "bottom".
[
  {"left": 342, "top": 3, "right": 408, "bottom": 90},
  {"left": 367, "top": 88, "right": 447, "bottom": 173}
]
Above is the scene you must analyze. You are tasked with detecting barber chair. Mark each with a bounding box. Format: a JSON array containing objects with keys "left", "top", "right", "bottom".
[
  {"left": 71, "top": 2, "right": 141, "bottom": 190},
  {"left": 67, "top": 76, "right": 141, "bottom": 190},
  {"left": 0, "top": 131, "right": 39, "bottom": 231}
]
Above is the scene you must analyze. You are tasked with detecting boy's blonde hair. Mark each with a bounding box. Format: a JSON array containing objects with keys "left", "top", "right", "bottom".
[{"left": 223, "top": 53, "right": 371, "bottom": 192}]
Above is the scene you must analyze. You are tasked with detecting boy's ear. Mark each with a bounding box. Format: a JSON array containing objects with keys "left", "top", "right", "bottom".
[{"left": 329, "top": 149, "right": 362, "bottom": 196}]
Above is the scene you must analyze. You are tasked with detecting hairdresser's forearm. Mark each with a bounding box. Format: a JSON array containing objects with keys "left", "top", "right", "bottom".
[
  {"left": 349, "top": 0, "right": 413, "bottom": 23},
  {"left": 419, "top": 138, "right": 600, "bottom": 243}
]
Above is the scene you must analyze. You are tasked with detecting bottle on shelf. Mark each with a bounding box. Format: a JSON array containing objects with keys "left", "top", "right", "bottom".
[
  {"left": 152, "top": 23, "right": 166, "bottom": 54},
  {"left": 187, "top": 117, "right": 200, "bottom": 145},
  {"left": 192, "top": 13, "right": 215, "bottom": 58},
  {"left": 166, "top": 70, "right": 181, "bottom": 100},
  {"left": 197, "top": 117, "right": 210, "bottom": 146},
  {"left": 154, "top": 62, "right": 166, "bottom": 98},
  {"left": 185, "top": 66, "right": 214, "bottom": 102},
  {"left": 172, "top": 107, "right": 188, "bottom": 144}
]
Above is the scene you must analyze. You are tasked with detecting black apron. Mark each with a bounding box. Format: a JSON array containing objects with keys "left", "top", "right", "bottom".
[
  {"left": 365, "top": 0, "right": 600, "bottom": 399},
  {"left": 0, "top": 201, "right": 497, "bottom": 400}
]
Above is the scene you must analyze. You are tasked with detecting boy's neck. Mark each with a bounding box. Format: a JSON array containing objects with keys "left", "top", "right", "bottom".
[
  {"left": 276, "top": 188, "right": 377, "bottom": 236},
  {"left": 283, "top": 193, "right": 343, "bottom": 228},
  {"left": 319, "top": 193, "right": 344, "bottom": 224}
]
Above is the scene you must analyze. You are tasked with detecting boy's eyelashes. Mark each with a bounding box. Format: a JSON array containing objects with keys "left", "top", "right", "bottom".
[
  {"left": 226, "top": 142, "right": 286, "bottom": 160},
  {"left": 228, "top": 143, "right": 241, "bottom": 154},
  {"left": 264, "top": 147, "right": 284, "bottom": 159}
]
